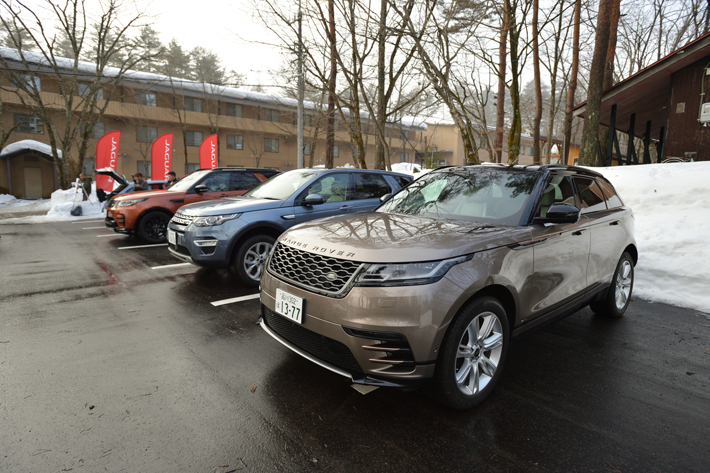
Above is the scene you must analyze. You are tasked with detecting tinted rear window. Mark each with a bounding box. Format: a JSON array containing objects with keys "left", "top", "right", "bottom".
[
  {"left": 574, "top": 177, "right": 607, "bottom": 214},
  {"left": 597, "top": 179, "right": 623, "bottom": 209}
]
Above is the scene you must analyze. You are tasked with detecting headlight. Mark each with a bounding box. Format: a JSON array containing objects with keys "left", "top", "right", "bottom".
[
  {"left": 355, "top": 254, "right": 473, "bottom": 287},
  {"left": 116, "top": 198, "right": 148, "bottom": 207},
  {"left": 192, "top": 213, "right": 241, "bottom": 227}
]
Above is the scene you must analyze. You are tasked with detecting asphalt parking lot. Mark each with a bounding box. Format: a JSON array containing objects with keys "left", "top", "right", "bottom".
[{"left": 1, "top": 219, "right": 709, "bottom": 472}]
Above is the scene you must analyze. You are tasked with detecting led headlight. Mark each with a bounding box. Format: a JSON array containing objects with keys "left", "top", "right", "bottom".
[
  {"left": 355, "top": 254, "right": 473, "bottom": 287},
  {"left": 192, "top": 213, "right": 241, "bottom": 227},
  {"left": 116, "top": 198, "right": 148, "bottom": 207}
]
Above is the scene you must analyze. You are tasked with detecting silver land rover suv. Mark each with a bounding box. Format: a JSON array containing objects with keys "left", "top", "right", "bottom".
[{"left": 259, "top": 165, "right": 637, "bottom": 409}]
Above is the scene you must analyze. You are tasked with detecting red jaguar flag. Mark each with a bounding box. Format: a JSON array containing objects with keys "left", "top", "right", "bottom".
[
  {"left": 199, "top": 134, "right": 218, "bottom": 169},
  {"left": 95, "top": 130, "right": 121, "bottom": 192},
  {"left": 150, "top": 133, "right": 173, "bottom": 181}
]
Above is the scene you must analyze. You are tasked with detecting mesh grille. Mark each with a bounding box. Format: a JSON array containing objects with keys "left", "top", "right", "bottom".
[
  {"left": 268, "top": 243, "right": 362, "bottom": 295},
  {"left": 263, "top": 306, "right": 362, "bottom": 375}
]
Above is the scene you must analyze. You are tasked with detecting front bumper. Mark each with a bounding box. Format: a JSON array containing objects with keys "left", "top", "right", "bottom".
[
  {"left": 104, "top": 216, "right": 128, "bottom": 233},
  {"left": 259, "top": 268, "right": 466, "bottom": 386},
  {"left": 166, "top": 221, "right": 234, "bottom": 269}
]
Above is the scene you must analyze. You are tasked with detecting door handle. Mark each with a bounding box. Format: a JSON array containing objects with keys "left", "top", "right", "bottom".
[
  {"left": 339, "top": 205, "right": 354, "bottom": 211},
  {"left": 609, "top": 220, "right": 619, "bottom": 226},
  {"left": 572, "top": 229, "right": 586, "bottom": 236},
  {"left": 281, "top": 215, "right": 295, "bottom": 220}
]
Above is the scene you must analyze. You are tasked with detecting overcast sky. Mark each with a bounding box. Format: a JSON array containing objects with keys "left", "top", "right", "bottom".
[{"left": 148, "top": 0, "right": 284, "bottom": 90}]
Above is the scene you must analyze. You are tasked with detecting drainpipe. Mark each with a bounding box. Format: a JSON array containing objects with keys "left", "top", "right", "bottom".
[{"left": 6, "top": 159, "right": 12, "bottom": 195}]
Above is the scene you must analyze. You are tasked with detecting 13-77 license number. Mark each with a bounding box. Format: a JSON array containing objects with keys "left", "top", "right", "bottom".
[{"left": 275, "top": 289, "right": 303, "bottom": 324}]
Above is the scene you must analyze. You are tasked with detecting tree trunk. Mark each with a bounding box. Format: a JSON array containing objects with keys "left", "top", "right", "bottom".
[
  {"left": 599, "top": 0, "right": 621, "bottom": 164},
  {"left": 374, "top": 0, "right": 387, "bottom": 170},
  {"left": 325, "top": 0, "right": 336, "bottom": 169},
  {"left": 579, "top": 0, "right": 615, "bottom": 166},
  {"left": 545, "top": 0, "right": 564, "bottom": 164},
  {"left": 495, "top": 8, "right": 508, "bottom": 164},
  {"left": 506, "top": 0, "right": 522, "bottom": 164},
  {"left": 563, "top": 0, "right": 581, "bottom": 164},
  {"left": 532, "top": 0, "right": 542, "bottom": 165}
]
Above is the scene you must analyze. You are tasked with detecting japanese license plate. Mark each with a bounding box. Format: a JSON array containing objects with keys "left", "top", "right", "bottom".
[
  {"left": 275, "top": 289, "right": 303, "bottom": 324},
  {"left": 167, "top": 229, "right": 176, "bottom": 245}
]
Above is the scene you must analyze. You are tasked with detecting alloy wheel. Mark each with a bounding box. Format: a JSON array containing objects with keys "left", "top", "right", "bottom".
[
  {"left": 615, "top": 259, "right": 633, "bottom": 310},
  {"left": 454, "top": 311, "right": 504, "bottom": 396},
  {"left": 243, "top": 241, "right": 273, "bottom": 281}
]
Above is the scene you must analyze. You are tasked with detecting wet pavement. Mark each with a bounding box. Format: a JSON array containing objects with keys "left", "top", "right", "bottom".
[{"left": 1, "top": 219, "right": 709, "bottom": 472}]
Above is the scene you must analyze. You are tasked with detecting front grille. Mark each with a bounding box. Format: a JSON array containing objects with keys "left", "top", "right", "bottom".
[
  {"left": 171, "top": 212, "right": 194, "bottom": 227},
  {"left": 268, "top": 243, "right": 362, "bottom": 296},
  {"left": 169, "top": 243, "right": 191, "bottom": 256},
  {"left": 263, "top": 306, "right": 362, "bottom": 375}
]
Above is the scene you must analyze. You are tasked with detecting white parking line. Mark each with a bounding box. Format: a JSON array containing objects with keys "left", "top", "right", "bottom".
[
  {"left": 151, "top": 262, "right": 192, "bottom": 270},
  {"left": 82, "top": 226, "right": 107, "bottom": 230},
  {"left": 211, "top": 293, "right": 260, "bottom": 307},
  {"left": 118, "top": 243, "right": 168, "bottom": 250},
  {"left": 72, "top": 219, "right": 104, "bottom": 224},
  {"left": 97, "top": 234, "right": 128, "bottom": 238}
]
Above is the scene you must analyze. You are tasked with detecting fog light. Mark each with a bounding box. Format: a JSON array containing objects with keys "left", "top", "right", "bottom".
[{"left": 194, "top": 240, "right": 218, "bottom": 247}]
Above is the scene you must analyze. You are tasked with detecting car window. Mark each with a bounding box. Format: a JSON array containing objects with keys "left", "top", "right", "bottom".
[
  {"left": 353, "top": 173, "right": 391, "bottom": 199},
  {"left": 393, "top": 175, "right": 412, "bottom": 188},
  {"left": 200, "top": 172, "right": 230, "bottom": 192},
  {"left": 574, "top": 177, "right": 607, "bottom": 214},
  {"left": 305, "top": 173, "right": 351, "bottom": 203},
  {"left": 378, "top": 169, "right": 540, "bottom": 226},
  {"left": 247, "top": 170, "right": 318, "bottom": 200},
  {"left": 230, "top": 172, "right": 261, "bottom": 191},
  {"left": 597, "top": 179, "right": 623, "bottom": 209},
  {"left": 539, "top": 175, "right": 577, "bottom": 217}
]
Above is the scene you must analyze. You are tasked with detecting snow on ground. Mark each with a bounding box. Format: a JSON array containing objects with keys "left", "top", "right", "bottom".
[
  {"left": 0, "top": 183, "right": 103, "bottom": 223},
  {"left": 593, "top": 161, "right": 710, "bottom": 314}
]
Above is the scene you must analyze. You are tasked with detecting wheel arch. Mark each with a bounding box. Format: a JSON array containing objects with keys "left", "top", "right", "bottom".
[
  {"left": 624, "top": 243, "right": 638, "bottom": 266},
  {"left": 227, "top": 222, "right": 285, "bottom": 263},
  {"left": 135, "top": 206, "right": 174, "bottom": 230}
]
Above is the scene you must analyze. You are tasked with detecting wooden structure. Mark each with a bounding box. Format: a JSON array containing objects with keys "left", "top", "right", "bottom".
[{"left": 574, "top": 32, "right": 710, "bottom": 165}]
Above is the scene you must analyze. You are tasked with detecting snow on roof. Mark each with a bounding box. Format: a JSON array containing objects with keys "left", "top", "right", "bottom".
[
  {"left": 0, "top": 139, "right": 62, "bottom": 159},
  {"left": 0, "top": 47, "right": 427, "bottom": 131}
]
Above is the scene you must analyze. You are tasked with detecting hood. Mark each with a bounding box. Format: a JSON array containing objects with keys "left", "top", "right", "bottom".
[
  {"left": 112, "top": 189, "right": 184, "bottom": 200},
  {"left": 178, "top": 196, "right": 285, "bottom": 216},
  {"left": 277, "top": 213, "right": 532, "bottom": 263},
  {"left": 95, "top": 167, "right": 128, "bottom": 186}
]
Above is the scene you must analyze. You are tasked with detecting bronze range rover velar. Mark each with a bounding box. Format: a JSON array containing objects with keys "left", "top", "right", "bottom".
[{"left": 258, "top": 165, "right": 637, "bottom": 409}]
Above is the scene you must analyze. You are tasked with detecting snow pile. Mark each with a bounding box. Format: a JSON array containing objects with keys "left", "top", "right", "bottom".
[
  {"left": 0, "top": 194, "right": 52, "bottom": 214},
  {"left": 0, "top": 194, "right": 16, "bottom": 204},
  {"left": 594, "top": 162, "right": 710, "bottom": 314},
  {"left": 391, "top": 162, "right": 423, "bottom": 174},
  {"left": 0, "top": 140, "right": 62, "bottom": 159},
  {"left": 45, "top": 183, "right": 102, "bottom": 218}
]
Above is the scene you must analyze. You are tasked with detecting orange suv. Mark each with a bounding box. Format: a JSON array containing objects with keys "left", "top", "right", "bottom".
[{"left": 105, "top": 168, "right": 278, "bottom": 243}]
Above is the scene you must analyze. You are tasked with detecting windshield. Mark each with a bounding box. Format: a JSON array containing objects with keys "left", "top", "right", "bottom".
[
  {"left": 167, "top": 170, "right": 210, "bottom": 192},
  {"left": 377, "top": 168, "right": 540, "bottom": 226},
  {"left": 246, "top": 170, "right": 318, "bottom": 200}
]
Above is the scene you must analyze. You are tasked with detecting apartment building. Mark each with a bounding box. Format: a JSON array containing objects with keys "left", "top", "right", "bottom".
[{"left": 0, "top": 50, "right": 426, "bottom": 198}]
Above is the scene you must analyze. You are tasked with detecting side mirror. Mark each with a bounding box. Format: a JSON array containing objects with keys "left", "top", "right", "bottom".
[
  {"left": 194, "top": 184, "right": 209, "bottom": 194},
  {"left": 302, "top": 193, "right": 325, "bottom": 206},
  {"left": 380, "top": 193, "right": 392, "bottom": 203},
  {"left": 534, "top": 203, "right": 580, "bottom": 224}
]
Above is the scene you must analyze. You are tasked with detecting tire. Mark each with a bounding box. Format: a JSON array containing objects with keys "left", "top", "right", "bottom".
[
  {"left": 590, "top": 252, "right": 634, "bottom": 318},
  {"left": 433, "top": 296, "right": 510, "bottom": 410},
  {"left": 233, "top": 234, "right": 276, "bottom": 287},
  {"left": 137, "top": 211, "right": 170, "bottom": 244}
]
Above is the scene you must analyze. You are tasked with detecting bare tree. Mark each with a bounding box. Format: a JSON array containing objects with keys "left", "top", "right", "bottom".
[
  {"left": 0, "top": 0, "right": 152, "bottom": 188},
  {"left": 562, "top": 0, "right": 581, "bottom": 163}
]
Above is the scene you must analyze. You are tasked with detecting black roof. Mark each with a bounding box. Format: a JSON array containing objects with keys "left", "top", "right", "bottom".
[{"left": 435, "top": 163, "right": 605, "bottom": 180}]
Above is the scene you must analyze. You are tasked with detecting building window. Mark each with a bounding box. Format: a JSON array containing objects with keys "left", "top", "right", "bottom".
[
  {"left": 264, "top": 138, "right": 279, "bottom": 153},
  {"left": 226, "top": 103, "right": 243, "bottom": 117},
  {"left": 184, "top": 97, "right": 202, "bottom": 113},
  {"left": 12, "top": 74, "right": 40, "bottom": 90},
  {"left": 401, "top": 130, "right": 409, "bottom": 141},
  {"left": 528, "top": 146, "right": 534, "bottom": 155},
  {"left": 186, "top": 163, "right": 200, "bottom": 173},
  {"left": 136, "top": 126, "right": 157, "bottom": 143},
  {"left": 304, "top": 114, "right": 312, "bottom": 127},
  {"left": 14, "top": 114, "right": 44, "bottom": 134},
  {"left": 304, "top": 142, "right": 311, "bottom": 155},
  {"left": 185, "top": 130, "right": 203, "bottom": 146},
  {"left": 400, "top": 152, "right": 408, "bottom": 163},
  {"left": 78, "top": 81, "right": 103, "bottom": 100},
  {"left": 333, "top": 145, "right": 339, "bottom": 158},
  {"left": 83, "top": 158, "right": 95, "bottom": 176},
  {"left": 479, "top": 137, "right": 487, "bottom": 148},
  {"left": 263, "top": 108, "right": 279, "bottom": 122},
  {"left": 81, "top": 122, "right": 105, "bottom": 138},
  {"left": 137, "top": 160, "right": 151, "bottom": 176},
  {"left": 136, "top": 91, "right": 157, "bottom": 107},
  {"left": 227, "top": 134, "right": 243, "bottom": 150}
]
